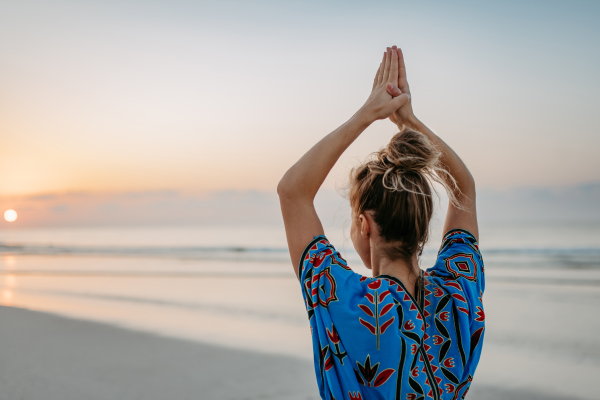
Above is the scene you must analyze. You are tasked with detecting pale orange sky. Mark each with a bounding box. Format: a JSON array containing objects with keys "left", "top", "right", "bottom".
[{"left": 1, "top": 0, "right": 599, "bottom": 197}]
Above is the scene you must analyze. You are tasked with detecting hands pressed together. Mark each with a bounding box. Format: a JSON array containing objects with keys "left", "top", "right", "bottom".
[{"left": 359, "top": 46, "right": 416, "bottom": 129}]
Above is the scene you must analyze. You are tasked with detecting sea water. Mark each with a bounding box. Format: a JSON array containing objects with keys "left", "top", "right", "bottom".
[{"left": 1, "top": 222, "right": 599, "bottom": 399}]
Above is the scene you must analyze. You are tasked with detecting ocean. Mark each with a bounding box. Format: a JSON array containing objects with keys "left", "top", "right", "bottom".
[{"left": 1, "top": 221, "right": 599, "bottom": 399}]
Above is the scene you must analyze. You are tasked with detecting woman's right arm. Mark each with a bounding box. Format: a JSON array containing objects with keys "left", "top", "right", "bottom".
[
  {"left": 279, "top": 48, "right": 411, "bottom": 275},
  {"left": 388, "top": 47, "right": 478, "bottom": 240}
]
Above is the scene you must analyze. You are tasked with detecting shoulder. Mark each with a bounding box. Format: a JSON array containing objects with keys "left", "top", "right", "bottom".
[
  {"left": 298, "top": 235, "right": 354, "bottom": 280},
  {"left": 429, "top": 229, "right": 483, "bottom": 282},
  {"left": 439, "top": 229, "right": 481, "bottom": 258},
  {"left": 426, "top": 229, "right": 485, "bottom": 312}
]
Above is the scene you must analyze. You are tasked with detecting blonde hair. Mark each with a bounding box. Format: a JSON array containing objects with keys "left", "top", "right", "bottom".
[{"left": 349, "top": 128, "right": 461, "bottom": 262}]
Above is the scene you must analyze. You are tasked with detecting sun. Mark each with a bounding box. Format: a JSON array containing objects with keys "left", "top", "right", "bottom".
[{"left": 4, "top": 210, "right": 17, "bottom": 222}]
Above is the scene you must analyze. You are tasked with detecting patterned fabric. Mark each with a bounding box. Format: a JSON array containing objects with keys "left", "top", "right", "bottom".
[{"left": 298, "top": 229, "right": 485, "bottom": 400}]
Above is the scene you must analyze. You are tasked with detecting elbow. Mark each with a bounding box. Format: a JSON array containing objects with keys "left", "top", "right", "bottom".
[
  {"left": 460, "top": 171, "right": 476, "bottom": 200},
  {"left": 464, "top": 170, "right": 476, "bottom": 190},
  {"left": 278, "top": 177, "right": 310, "bottom": 204},
  {"left": 277, "top": 178, "right": 294, "bottom": 200}
]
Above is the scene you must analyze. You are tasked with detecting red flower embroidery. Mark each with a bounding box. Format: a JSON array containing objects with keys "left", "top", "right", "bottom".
[
  {"left": 309, "top": 248, "right": 333, "bottom": 268},
  {"left": 475, "top": 306, "right": 485, "bottom": 322},
  {"left": 379, "top": 290, "right": 391, "bottom": 302},
  {"left": 355, "top": 355, "right": 395, "bottom": 388},
  {"left": 359, "top": 318, "right": 376, "bottom": 335},
  {"left": 325, "top": 354, "right": 334, "bottom": 371},
  {"left": 379, "top": 303, "right": 394, "bottom": 317},
  {"left": 367, "top": 280, "right": 382, "bottom": 290},
  {"left": 358, "top": 304, "right": 374, "bottom": 317},
  {"left": 445, "top": 281, "right": 462, "bottom": 291},
  {"left": 452, "top": 293, "right": 467, "bottom": 303},
  {"left": 326, "top": 326, "right": 340, "bottom": 344},
  {"left": 410, "top": 343, "right": 418, "bottom": 355},
  {"left": 379, "top": 317, "right": 395, "bottom": 334},
  {"left": 359, "top": 282, "right": 395, "bottom": 350}
]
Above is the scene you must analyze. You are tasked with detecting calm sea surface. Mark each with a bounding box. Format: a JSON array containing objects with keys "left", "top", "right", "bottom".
[{"left": 1, "top": 222, "right": 599, "bottom": 399}]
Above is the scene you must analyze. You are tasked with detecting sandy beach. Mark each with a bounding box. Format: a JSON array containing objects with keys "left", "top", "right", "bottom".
[
  {"left": 1, "top": 305, "right": 591, "bottom": 400},
  {"left": 0, "top": 306, "right": 320, "bottom": 400},
  {"left": 1, "top": 224, "right": 599, "bottom": 400}
]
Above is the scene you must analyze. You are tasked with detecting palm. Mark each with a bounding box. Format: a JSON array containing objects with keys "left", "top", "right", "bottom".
[{"left": 388, "top": 46, "right": 414, "bottom": 127}]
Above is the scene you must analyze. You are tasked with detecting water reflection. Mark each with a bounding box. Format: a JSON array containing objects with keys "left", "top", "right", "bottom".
[
  {"left": 1, "top": 289, "right": 12, "bottom": 305},
  {"left": 4, "top": 274, "right": 16, "bottom": 286},
  {"left": 2, "top": 255, "right": 16, "bottom": 270},
  {"left": 1, "top": 271, "right": 16, "bottom": 306}
]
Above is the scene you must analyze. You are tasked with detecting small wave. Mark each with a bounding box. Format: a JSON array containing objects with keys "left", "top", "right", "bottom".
[
  {"left": 2, "top": 242, "right": 600, "bottom": 270},
  {"left": 2, "top": 242, "right": 599, "bottom": 256},
  {"left": 0, "top": 270, "right": 292, "bottom": 278},
  {"left": 0, "top": 243, "right": 289, "bottom": 262}
]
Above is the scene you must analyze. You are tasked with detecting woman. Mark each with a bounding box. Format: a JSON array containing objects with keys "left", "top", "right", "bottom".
[{"left": 278, "top": 46, "right": 484, "bottom": 400}]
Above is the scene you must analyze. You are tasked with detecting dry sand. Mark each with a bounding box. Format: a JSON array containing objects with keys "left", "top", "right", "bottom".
[
  {"left": 0, "top": 306, "right": 319, "bottom": 400},
  {"left": 0, "top": 306, "right": 579, "bottom": 400}
]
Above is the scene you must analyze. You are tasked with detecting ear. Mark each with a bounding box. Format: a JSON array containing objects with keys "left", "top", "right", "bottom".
[{"left": 358, "top": 214, "right": 370, "bottom": 238}]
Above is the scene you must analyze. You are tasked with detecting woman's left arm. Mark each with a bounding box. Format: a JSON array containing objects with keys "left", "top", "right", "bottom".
[{"left": 278, "top": 48, "right": 410, "bottom": 275}]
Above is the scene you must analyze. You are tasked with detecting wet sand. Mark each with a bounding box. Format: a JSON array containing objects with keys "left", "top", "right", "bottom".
[
  {"left": 1, "top": 305, "right": 591, "bottom": 400},
  {"left": 0, "top": 306, "right": 319, "bottom": 400},
  {"left": 2, "top": 249, "right": 599, "bottom": 400}
]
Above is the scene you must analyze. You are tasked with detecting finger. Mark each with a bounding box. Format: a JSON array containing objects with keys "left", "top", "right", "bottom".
[
  {"left": 391, "top": 93, "right": 411, "bottom": 108},
  {"left": 372, "top": 63, "right": 381, "bottom": 90},
  {"left": 376, "top": 51, "right": 386, "bottom": 86},
  {"left": 382, "top": 47, "right": 392, "bottom": 83},
  {"left": 388, "top": 48, "right": 399, "bottom": 84},
  {"left": 386, "top": 83, "right": 402, "bottom": 97},
  {"left": 398, "top": 47, "right": 410, "bottom": 94}
]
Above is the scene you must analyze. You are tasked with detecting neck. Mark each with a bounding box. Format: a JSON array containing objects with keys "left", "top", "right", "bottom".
[{"left": 371, "top": 251, "right": 421, "bottom": 297}]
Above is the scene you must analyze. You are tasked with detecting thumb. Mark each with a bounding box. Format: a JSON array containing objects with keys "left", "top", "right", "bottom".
[
  {"left": 386, "top": 83, "right": 402, "bottom": 97},
  {"left": 391, "top": 93, "right": 411, "bottom": 108}
]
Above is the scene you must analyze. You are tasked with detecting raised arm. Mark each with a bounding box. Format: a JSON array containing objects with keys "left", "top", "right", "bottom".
[
  {"left": 388, "top": 46, "right": 478, "bottom": 240},
  {"left": 278, "top": 48, "right": 411, "bottom": 275}
]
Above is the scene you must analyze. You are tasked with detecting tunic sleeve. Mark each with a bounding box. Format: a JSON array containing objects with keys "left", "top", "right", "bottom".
[
  {"left": 297, "top": 236, "right": 369, "bottom": 400},
  {"left": 427, "top": 229, "right": 485, "bottom": 312},
  {"left": 424, "top": 229, "right": 486, "bottom": 395},
  {"left": 298, "top": 236, "right": 416, "bottom": 400},
  {"left": 297, "top": 235, "right": 358, "bottom": 310}
]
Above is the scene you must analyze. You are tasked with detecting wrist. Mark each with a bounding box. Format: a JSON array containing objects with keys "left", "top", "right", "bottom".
[
  {"left": 401, "top": 115, "right": 422, "bottom": 131},
  {"left": 352, "top": 108, "right": 376, "bottom": 128}
]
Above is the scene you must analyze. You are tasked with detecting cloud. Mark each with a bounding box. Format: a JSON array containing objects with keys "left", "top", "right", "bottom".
[
  {"left": 0, "top": 190, "right": 283, "bottom": 227},
  {"left": 0, "top": 182, "right": 598, "bottom": 228}
]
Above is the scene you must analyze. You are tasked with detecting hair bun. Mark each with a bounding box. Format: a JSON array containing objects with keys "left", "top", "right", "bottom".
[
  {"left": 351, "top": 127, "right": 460, "bottom": 204},
  {"left": 379, "top": 129, "right": 440, "bottom": 176},
  {"left": 347, "top": 127, "right": 463, "bottom": 262}
]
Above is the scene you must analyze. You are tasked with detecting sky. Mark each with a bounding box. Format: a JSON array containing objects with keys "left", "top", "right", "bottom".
[{"left": 1, "top": 0, "right": 599, "bottom": 225}]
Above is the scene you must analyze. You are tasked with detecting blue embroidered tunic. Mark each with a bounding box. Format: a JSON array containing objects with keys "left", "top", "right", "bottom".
[{"left": 298, "top": 229, "right": 485, "bottom": 400}]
